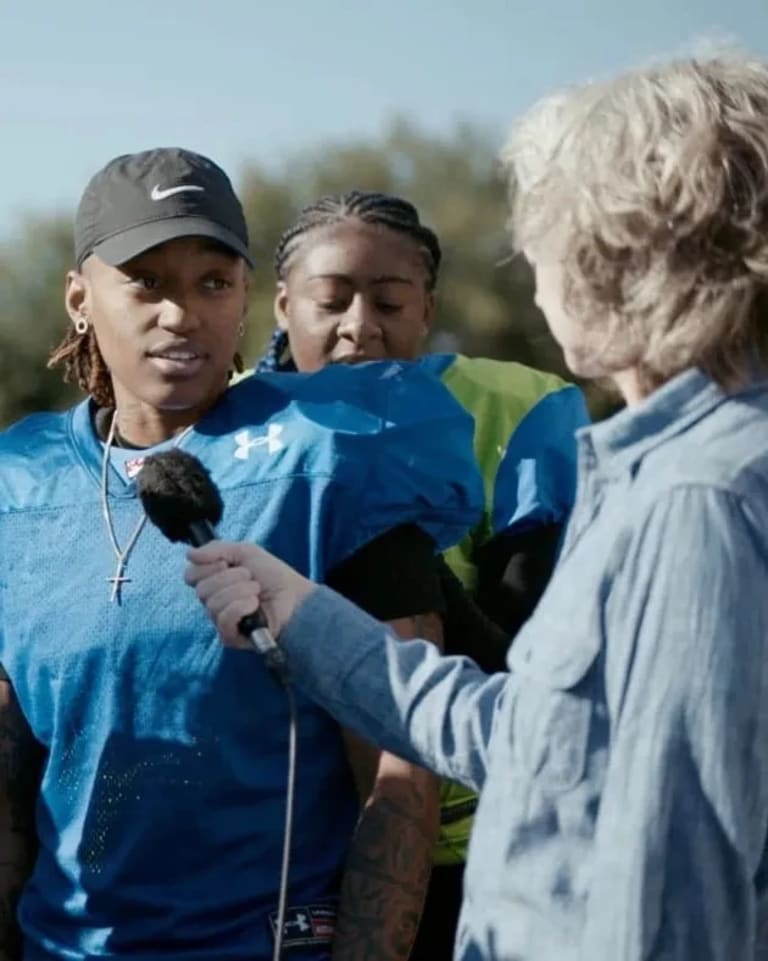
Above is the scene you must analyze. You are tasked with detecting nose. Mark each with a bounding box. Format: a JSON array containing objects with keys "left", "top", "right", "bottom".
[
  {"left": 156, "top": 296, "right": 199, "bottom": 333},
  {"left": 337, "top": 295, "right": 382, "bottom": 344}
]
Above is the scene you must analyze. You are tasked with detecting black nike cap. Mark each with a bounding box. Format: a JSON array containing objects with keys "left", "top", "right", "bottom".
[{"left": 74, "top": 147, "right": 252, "bottom": 268}]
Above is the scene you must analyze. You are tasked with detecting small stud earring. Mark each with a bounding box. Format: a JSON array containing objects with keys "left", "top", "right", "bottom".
[{"left": 74, "top": 317, "right": 89, "bottom": 335}]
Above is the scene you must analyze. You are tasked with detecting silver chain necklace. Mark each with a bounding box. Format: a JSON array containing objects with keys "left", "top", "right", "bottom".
[{"left": 100, "top": 410, "right": 193, "bottom": 603}]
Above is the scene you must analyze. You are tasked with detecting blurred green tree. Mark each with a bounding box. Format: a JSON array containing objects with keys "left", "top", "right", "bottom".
[
  {"left": 0, "top": 120, "right": 612, "bottom": 427},
  {"left": 0, "top": 216, "right": 81, "bottom": 424},
  {"left": 239, "top": 118, "right": 564, "bottom": 374}
]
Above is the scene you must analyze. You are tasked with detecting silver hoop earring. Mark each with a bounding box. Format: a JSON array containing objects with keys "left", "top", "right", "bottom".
[
  {"left": 238, "top": 321, "right": 245, "bottom": 338},
  {"left": 74, "top": 317, "right": 89, "bottom": 336}
]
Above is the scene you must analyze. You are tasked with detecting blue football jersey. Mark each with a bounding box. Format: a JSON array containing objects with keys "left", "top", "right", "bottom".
[{"left": 0, "top": 361, "right": 482, "bottom": 960}]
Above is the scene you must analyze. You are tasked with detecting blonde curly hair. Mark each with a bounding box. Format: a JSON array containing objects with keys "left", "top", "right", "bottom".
[{"left": 501, "top": 55, "right": 768, "bottom": 391}]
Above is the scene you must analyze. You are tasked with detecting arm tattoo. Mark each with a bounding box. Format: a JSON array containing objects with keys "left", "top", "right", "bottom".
[
  {"left": 0, "top": 681, "right": 43, "bottom": 961},
  {"left": 332, "top": 781, "right": 437, "bottom": 961},
  {"left": 333, "top": 611, "right": 443, "bottom": 961}
]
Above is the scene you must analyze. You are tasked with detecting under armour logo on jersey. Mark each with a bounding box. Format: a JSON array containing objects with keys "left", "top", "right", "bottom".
[
  {"left": 269, "top": 903, "right": 336, "bottom": 948},
  {"left": 234, "top": 424, "right": 285, "bottom": 459},
  {"left": 285, "top": 912, "right": 311, "bottom": 934}
]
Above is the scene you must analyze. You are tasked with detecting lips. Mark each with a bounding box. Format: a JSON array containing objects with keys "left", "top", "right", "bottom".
[
  {"left": 146, "top": 343, "right": 208, "bottom": 377},
  {"left": 148, "top": 344, "right": 206, "bottom": 362}
]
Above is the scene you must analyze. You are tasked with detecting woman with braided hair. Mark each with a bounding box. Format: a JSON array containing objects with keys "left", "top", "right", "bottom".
[
  {"left": 258, "top": 192, "right": 441, "bottom": 375},
  {"left": 256, "top": 191, "right": 590, "bottom": 959},
  {"left": 0, "top": 149, "right": 483, "bottom": 961}
]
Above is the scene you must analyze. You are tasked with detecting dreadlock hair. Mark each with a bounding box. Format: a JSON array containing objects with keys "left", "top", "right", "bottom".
[
  {"left": 47, "top": 326, "right": 245, "bottom": 408},
  {"left": 48, "top": 326, "right": 115, "bottom": 408},
  {"left": 257, "top": 190, "right": 442, "bottom": 373}
]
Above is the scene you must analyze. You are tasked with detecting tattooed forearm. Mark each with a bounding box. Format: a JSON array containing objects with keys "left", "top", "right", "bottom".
[
  {"left": 0, "top": 680, "right": 43, "bottom": 961},
  {"left": 332, "top": 772, "right": 439, "bottom": 961},
  {"left": 333, "top": 610, "right": 443, "bottom": 961}
]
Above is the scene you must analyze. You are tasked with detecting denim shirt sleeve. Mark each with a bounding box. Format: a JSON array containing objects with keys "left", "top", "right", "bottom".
[
  {"left": 280, "top": 587, "right": 508, "bottom": 792},
  {"left": 583, "top": 485, "right": 768, "bottom": 960}
]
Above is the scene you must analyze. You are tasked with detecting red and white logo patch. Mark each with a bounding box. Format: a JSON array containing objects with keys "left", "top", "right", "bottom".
[
  {"left": 124, "top": 456, "right": 146, "bottom": 480},
  {"left": 269, "top": 903, "right": 337, "bottom": 948}
]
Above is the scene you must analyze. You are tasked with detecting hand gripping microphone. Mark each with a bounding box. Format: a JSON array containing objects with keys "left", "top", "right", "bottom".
[{"left": 136, "top": 448, "right": 283, "bottom": 671}]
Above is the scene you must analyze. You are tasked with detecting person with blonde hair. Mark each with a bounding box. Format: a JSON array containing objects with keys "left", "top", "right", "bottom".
[{"left": 186, "top": 53, "right": 768, "bottom": 960}]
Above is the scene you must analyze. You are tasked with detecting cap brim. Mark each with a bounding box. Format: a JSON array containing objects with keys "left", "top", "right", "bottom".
[{"left": 90, "top": 216, "right": 253, "bottom": 267}]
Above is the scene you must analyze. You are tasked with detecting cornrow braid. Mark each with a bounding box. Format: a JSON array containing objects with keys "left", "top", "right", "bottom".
[
  {"left": 48, "top": 327, "right": 246, "bottom": 406},
  {"left": 256, "top": 328, "right": 296, "bottom": 373},
  {"left": 273, "top": 190, "right": 442, "bottom": 290}
]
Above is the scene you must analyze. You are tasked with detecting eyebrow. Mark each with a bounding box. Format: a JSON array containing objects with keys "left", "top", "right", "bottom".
[{"left": 308, "top": 272, "right": 414, "bottom": 286}]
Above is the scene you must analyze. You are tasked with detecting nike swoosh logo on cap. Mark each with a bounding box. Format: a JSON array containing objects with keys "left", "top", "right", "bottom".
[{"left": 150, "top": 184, "right": 205, "bottom": 201}]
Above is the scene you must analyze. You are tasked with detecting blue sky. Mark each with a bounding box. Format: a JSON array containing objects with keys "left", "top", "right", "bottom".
[{"left": 1, "top": 0, "right": 766, "bottom": 234}]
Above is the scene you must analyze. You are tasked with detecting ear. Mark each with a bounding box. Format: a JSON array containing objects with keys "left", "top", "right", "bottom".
[
  {"left": 65, "top": 269, "right": 89, "bottom": 327},
  {"left": 274, "top": 281, "right": 290, "bottom": 332},
  {"left": 421, "top": 290, "right": 436, "bottom": 337}
]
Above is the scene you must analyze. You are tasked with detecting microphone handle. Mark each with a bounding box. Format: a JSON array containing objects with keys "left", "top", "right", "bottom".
[{"left": 186, "top": 520, "right": 277, "bottom": 654}]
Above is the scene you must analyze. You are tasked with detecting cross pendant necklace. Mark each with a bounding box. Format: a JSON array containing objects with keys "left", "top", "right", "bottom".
[
  {"left": 107, "top": 561, "right": 132, "bottom": 603},
  {"left": 100, "top": 411, "right": 193, "bottom": 604},
  {"left": 100, "top": 411, "right": 149, "bottom": 604}
]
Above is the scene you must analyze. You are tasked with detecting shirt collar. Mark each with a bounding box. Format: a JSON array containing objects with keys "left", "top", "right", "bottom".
[{"left": 579, "top": 366, "right": 767, "bottom": 478}]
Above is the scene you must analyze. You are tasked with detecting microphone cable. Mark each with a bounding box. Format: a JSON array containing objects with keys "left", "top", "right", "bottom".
[{"left": 266, "top": 660, "right": 298, "bottom": 961}]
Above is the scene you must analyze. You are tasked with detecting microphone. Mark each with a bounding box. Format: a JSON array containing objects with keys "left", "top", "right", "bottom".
[{"left": 136, "top": 449, "right": 281, "bottom": 665}]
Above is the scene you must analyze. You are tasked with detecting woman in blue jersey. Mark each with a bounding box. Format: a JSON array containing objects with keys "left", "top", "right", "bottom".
[
  {"left": 0, "top": 148, "right": 482, "bottom": 961},
  {"left": 256, "top": 191, "right": 589, "bottom": 959}
]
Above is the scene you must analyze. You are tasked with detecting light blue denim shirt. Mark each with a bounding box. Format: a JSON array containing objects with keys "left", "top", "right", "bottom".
[{"left": 281, "top": 367, "right": 768, "bottom": 961}]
